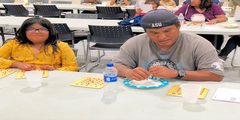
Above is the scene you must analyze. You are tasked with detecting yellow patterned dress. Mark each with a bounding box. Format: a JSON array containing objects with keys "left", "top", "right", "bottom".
[{"left": 0, "top": 40, "right": 79, "bottom": 71}]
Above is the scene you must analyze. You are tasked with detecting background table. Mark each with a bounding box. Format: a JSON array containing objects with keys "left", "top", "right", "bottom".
[
  {"left": 0, "top": 16, "right": 239, "bottom": 35},
  {"left": 0, "top": 70, "right": 239, "bottom": 120},
  {"left": 0, "top": 3, "right": 232, "bottom": 13}
]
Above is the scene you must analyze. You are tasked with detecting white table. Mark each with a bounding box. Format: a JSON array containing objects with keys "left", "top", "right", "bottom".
[
  {"left": 0, "top": 16, "right": 239, "bottom": 48},
  {"left": 0, "top": 16, "right": 239, "bottom": 35},
  {"left": 0, "top": 3, "right": 232, "bottom": 13},
  {"left": 0, "top": 70, "right": 239, "bottom": 120},
  {"left": 0, "top": 3, "right": 133, "bottom": 11}
]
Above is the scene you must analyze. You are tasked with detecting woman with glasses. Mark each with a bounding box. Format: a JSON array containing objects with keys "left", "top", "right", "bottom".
[
  {"left": 174, "top": 0, "right": 227, "bottom": 52},
  {"left": 0, "top": 17, "right": 79, "bottom": 71}
]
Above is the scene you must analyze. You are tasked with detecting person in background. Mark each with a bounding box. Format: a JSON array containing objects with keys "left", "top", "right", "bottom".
[
  {"left": 81, "top": 0, "right": 102, "bottom": 4},
  {"left": 218, "top": 35, "right": 240, "bottom": 62},
  {"left": 183, "top": 0, "right": 220, "bottom": 5},
  {"left": 134, "top": 0, "right": 146, "bottom": 9},
  {"left": 174, "top": 0, "right": 227, "bottom": 52},
  {"left": 135, "top": 0, "right": 160, "bottom": 16},
  {"left": 110, "top": 0, "right": 131, "bottom": 5},
  {"left": 228, "top": 0, "right": 240, "bottom": 17},
  {"left": 112, "top": 9, "right": 224, "bottom": 82},
  {"left": 81, "top": 0, "right": 102, "bottom": 13},
  {"left": 0, "top": 17, "right": 79, "bottom": 71},
  {"left": 160, "top": 0, "right": 176, "bottom": 7}
]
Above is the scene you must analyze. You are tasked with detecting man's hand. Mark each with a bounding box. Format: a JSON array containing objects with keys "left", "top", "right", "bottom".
[
  {"left": 11, "top": 62, "right": 36, "bottom": 71},
  {"left": 124, "top": 67, "right": 151, "bottom": 81},
  {"left": 87, "top": 0, "right": 95, "bottom": 3},
  {"left": 149, "top": 66, "right": 178, "bottom": 79},
  {"left": 40, "top": 65, "right": 56, "bottom": 70}
]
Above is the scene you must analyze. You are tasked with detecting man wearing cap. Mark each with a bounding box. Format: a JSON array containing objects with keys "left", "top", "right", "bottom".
[{"left": 112, "top": 9, "right": 224, "bottom": 81}]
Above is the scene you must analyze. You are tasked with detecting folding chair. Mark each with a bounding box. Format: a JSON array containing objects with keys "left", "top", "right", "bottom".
[
  {"left": 51, "top": 1, "right": 73, "bottom": 14},
  {"left": 53, "top": 23, "right": 85, "bottom": 70},
  {"left": 53, "top": 23, "right": 74, "bottom": 47},
  {"left": 231, "top": 45, "right": 240, "bottom": 67},
  {"left": 96, "top": 6, "right": 124, "bottom": 20},
  {"left": 33, "top": 5, "right": 61, "bottom": 18},
  {"left": 3, "top": 4, "right": 29, "bottom": 17},
  {"left": 85, "top": 25, "right": 133, "bottom": 72},
  {"left": 65, "top": 13, "right": 98, "bottom": 61},
  {"left": 173, "top": 0, "right": 179, "bottom": 6},
  {"left": 126, "top": 9, "right": 136, "bottom": 18},
  {"left": 0, "top": 0, "right": 15, "bottom": 15},
  {"left": 0, "top": 27, "right": 4, "bottom": 45},
  {"left": 0, "top": 0, "right": 15, "bottom": 3}
]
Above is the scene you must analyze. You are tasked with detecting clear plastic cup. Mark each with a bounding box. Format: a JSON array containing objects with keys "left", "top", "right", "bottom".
[
  {"left": 25, "top": 71, "right": 43, "bottom": 88},
  {"left": 228, "top": 17, "right": 235, "bottom": 24},
  {"left": 180, "top": 84, "right": 202, "bottom": 104}
]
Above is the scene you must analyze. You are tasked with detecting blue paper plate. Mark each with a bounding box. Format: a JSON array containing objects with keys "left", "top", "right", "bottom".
[{"left": 123, "top": 77, "right": 168, "bottom": 89}]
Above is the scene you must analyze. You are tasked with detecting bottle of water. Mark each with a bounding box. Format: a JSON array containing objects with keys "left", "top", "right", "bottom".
[
  {"left": 103, "top": 63, "right": 118, "bottom": 94},
  {"left": 178, "top": 13, "right": 184, "bottom": 26},
  {"left": 102, "top": 63, "right": 118, "bottom": 104}
]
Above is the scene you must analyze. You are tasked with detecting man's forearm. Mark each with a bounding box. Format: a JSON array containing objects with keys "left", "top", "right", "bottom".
[
  {"left": 182, "top": 70, "right": 224, "bottom": 82},
  {"left": 114, "top": 65, "right": 131, "bottom": 77},
  {"left": 110, "top": 0, "right": 116, "bottom": 5},
  {"left": 123, "top": 0, "right": 131, "bottom": 5}
]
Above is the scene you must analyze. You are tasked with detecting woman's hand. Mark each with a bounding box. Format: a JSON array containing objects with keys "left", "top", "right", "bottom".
[
  {"left": 11, "top": 62, "right": 36, "bottom": 71},
  {"left": 206, "top": 19, "right": 217, "bottom": 25},
  {"left": 40, "top": 65, "right": 56, "bottom": 70}
]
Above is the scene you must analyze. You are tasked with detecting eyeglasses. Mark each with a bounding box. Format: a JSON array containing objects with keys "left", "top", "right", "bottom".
[{"left": 26, "top": 27, "right": 49, "bottom": 33}]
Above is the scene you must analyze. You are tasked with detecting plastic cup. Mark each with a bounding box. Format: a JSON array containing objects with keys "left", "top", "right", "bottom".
[
  {"left": 25, "top": 71, "right": 43, "bottom": 88},
  {"left": 228, "top": 17, "right": 235, "bottom": 24},
  {"left": 180, "top": 84, "right": 202, "bottom": 104}
]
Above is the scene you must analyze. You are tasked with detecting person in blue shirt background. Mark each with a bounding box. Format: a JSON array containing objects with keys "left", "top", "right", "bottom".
[{"left": 183, "top": 0, "right": 219, "bottom": 5}]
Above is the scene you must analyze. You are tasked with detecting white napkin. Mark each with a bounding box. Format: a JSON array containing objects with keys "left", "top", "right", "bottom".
[{"left": 129, "top": 79, "right": 162, "bottom": 87}]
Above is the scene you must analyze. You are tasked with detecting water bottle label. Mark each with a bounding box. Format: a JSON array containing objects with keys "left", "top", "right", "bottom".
[
  {"left": 104, "top": 74, "right": 117, "bottom": 83},
  {"left": 178, "top": 18, "right": 184, "bottom": 21}
]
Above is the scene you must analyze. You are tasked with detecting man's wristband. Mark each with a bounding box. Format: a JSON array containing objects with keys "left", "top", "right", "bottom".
[{"left": 215, "top": 18, "right": 218, "bottom": 23}]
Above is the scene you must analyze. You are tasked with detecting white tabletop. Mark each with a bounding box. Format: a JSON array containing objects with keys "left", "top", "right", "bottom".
[
  {"left": 0, "top": 70, "right": 239, "bottom": 120},
  {"left": 0, "top": 3, "right": 82, "bottom": 10},
  {"left": 0, "top": 16, "right": 239, "bottom": 35},
  {"left": 0, "top": 3, "right": 232, "bottom": 13},
  {"left": 0, "top": 3, "right": 133, "bottom": 11}
]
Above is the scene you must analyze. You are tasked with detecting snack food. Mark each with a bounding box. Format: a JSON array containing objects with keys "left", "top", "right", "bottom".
[{"left": 221, "top": 23, "right": 239, "bottom": 28}]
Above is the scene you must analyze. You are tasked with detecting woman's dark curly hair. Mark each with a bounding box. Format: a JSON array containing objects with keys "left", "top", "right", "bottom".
[
  {"left": 190, "top": 0, "right": 213, "bottom": 10},
  {"left": 15, "top": 16, "right": 59, "bottom": 55}
]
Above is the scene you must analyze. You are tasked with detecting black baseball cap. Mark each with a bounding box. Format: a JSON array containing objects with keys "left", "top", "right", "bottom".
[{"left": 141, "top": 9, "right": 179, "bottom": 29}]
